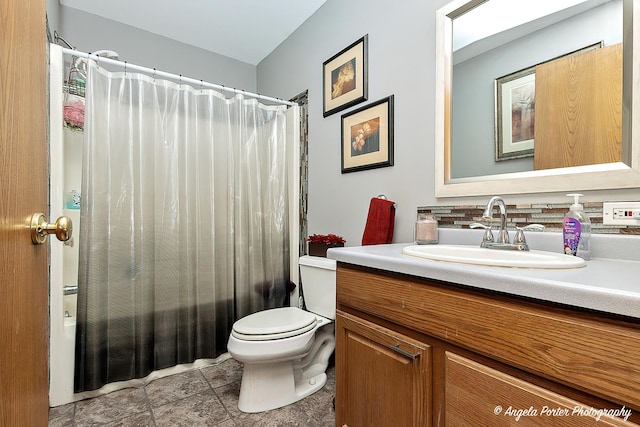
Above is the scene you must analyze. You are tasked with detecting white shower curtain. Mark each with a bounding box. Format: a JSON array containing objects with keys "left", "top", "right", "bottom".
[{"left": 75, "top": 61, "right": 290, "bottom": 392}]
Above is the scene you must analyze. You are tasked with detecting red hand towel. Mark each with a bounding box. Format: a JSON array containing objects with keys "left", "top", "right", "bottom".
[{"left": 361, "top": 198, "right": 396, "bottom": 246}]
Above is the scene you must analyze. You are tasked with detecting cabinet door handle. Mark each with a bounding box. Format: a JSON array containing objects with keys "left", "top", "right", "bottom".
[{"left": 391, "top": 344, "right": 420, "bottom": 360}]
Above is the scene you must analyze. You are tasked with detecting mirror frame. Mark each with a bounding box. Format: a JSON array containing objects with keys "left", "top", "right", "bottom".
[{"left": 435, "top": 0, "right": 640, "bottom": 198}]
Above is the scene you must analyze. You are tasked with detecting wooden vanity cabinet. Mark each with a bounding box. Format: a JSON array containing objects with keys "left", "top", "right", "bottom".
[
  {"left": 335, "top": 263, "right": 640, "bottom": 426},
  {"left": 336, "top": 311, "right": 431, "bottom": 427}
]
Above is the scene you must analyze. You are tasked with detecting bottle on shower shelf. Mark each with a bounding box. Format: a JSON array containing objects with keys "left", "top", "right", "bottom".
[{"left": 65, "top": 190, "right": 81, "bottom": 210}]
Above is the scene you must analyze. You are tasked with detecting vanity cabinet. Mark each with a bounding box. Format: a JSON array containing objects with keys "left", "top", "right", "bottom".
[
  {"left": 335, "top": 263, "right": 640, "bottom": 426},
  {"left": 336, "top": 311, "right": 431, "bottom": 427}
]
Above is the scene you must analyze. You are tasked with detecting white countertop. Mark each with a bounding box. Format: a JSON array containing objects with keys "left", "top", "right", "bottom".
[{"left": 327, "top": 229, "right": 640, "bottom": 319}]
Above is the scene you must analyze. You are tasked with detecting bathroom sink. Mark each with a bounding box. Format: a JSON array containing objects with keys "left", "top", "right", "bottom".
[{"left": 402, "top": 245, "right": 586, "bottom": 269}]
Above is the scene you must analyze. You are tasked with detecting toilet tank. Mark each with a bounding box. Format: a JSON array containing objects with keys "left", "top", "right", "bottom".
[{"left": 299, "top": 255, "right": 336, "bottom": 320}]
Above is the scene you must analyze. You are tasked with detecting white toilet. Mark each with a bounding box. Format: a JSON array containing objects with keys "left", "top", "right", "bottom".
[{"left": 227, "top": 255, "right": 337, "bottom": 413}]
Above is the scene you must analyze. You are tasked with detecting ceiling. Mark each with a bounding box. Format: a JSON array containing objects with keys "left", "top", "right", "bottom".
[{"left": 59, "top": 0, "right": 327, "bottom": 65}]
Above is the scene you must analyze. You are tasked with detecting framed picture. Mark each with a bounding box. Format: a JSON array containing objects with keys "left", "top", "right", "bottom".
[
  {"left": 494, "top": 41, "right": 604, "bottom": 162},
  {"left": 341, "top": 95, "right": 394, "bottom": 173},
  {"left": 323, "top": 35, "right": 368, "bottom": 117},
  {"left": 495, "top": 67, "right": 536, "bottom": 161}
]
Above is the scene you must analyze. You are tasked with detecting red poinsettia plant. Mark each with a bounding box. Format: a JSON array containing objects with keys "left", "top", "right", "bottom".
[{"left": 306, "top": 233, "right": 346, "bottom": 245}]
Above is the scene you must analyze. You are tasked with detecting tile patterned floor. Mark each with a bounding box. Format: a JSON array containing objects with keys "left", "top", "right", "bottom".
[{"left": 48, "top": 358, "right": 335, "bottom": 426}]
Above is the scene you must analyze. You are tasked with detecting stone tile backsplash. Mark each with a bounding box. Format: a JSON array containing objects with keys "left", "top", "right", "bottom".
[{"left": 418, "top": 202, "right": 640, "bottom": 235}]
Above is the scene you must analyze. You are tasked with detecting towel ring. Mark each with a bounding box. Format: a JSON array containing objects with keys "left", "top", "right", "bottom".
[{"left": 375, "top": 194, "right": 396, "bottom": 208}]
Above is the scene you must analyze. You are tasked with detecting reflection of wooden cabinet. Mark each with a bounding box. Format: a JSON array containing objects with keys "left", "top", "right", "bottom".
[
  {"left": 534, "top": 43, "right": 622, "bottom": 170},
  {"left": 335, "top": 264, "right": 640, "bottom": 426},
  {"left": 336, "top": 312, "right": 430, "bottom": 426}
]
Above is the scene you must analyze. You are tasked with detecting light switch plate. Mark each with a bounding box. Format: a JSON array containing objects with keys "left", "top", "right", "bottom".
[{"left": 602, "top": 202, "right": 640, "bottom": 225}]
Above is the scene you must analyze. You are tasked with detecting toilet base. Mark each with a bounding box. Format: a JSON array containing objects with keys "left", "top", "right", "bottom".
[
  {"left": 235, "top": 324, "right": 335, "bottom": 413},
  {"left": 238, "top": 361, "right": 327, "bottom": 413}
]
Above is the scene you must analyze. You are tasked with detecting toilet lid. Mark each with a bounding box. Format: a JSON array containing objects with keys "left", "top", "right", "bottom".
[{"left": 232, "top": 307, "right": 317, "bottom": 341}]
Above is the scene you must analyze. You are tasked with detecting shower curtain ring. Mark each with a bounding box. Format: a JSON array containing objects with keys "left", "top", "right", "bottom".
[
  {"left": 124, "top": 61, "right": 127, "bottom": 74},
  {"left": 200, "top": 79, "right": 203, "bottom": 91},
  {"left": 153, "top": 68, "right": 157, "bottom": 80}
]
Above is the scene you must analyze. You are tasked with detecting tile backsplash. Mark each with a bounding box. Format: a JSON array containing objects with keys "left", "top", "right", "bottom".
[{"left": 418, "top": 203, "right": 640, "bottom": 235}]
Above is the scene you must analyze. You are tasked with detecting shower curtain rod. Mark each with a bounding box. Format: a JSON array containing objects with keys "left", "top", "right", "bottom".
[{"left": 61, "top": 47, "right": 296, "bottom": 107}]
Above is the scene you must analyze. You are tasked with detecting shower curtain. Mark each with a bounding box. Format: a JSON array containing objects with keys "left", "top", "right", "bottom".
[{"left": 74, "top": 61, "right": 290, "bottom": 392}]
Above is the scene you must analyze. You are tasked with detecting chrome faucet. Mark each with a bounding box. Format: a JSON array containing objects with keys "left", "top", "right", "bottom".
[
  {"left": 470, "top": 196, "right": 545, "bottom": 251},
  {"left": 482, "top": 196, "right": 509, "bottom": 244}
]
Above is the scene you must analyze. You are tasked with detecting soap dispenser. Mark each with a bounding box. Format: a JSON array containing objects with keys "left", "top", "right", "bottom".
[{"left": 562, "top": 193, "right": 591, "bottom": 260}]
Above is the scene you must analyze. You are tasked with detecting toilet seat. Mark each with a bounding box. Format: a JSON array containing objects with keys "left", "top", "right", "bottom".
[{"left": 232, "top": 307, "right": 317, "bottom": 341}]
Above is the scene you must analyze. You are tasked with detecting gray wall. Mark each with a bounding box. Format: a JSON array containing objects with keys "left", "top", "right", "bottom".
[
  {"left": 452, "top": 1, "right": 622, "bottom": 178},
  {"left": 258, "top": 0, "right": 447, "bottom": 245},
  {"left": 47, "top": 3, "right": 256, "bottom": 92},
  {"left": 46, "top": 0, "right": 61, "bottom": 40},
  {"left": 258, "top": 0, "right": 640, "bottom": 246}
]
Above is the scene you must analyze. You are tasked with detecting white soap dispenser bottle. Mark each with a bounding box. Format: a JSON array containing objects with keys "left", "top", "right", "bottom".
[{"left": 562, "top": 193, "right": 591, "bottom": 260}]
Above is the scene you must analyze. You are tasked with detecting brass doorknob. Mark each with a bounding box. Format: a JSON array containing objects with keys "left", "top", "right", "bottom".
[{"left": 30, "top": 213, "right": 73, "bottom": 245}]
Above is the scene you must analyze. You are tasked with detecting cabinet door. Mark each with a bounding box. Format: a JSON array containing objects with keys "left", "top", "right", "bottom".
[
  {"left": 336, "top": 311, "right": 431, "bottom": 427},
  {"left": 444, "top": 352, "right": 637, "bottom": 426}
]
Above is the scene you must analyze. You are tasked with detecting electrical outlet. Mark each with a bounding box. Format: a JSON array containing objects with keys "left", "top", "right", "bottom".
[{"left": 602, "top": 202, "right": 640, "bottom": 225}]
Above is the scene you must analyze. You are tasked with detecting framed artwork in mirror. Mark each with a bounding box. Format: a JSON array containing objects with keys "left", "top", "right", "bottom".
[
  {"left": 341, "top": 95, "right": 394, "bottom": 173},
  {"left": 494, "top": 41, "right": 604, "bottom": 162},
  {"left": 323, "top": 35, "right": 368, "bottom": 117},
  {"left": 494, "top": 66, "right": 536, "bottom": 161}
]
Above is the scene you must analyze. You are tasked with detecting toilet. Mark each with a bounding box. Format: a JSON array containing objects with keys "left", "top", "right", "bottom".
[{"left": 227, "top": 255, "right": 337, "bottom": 413}]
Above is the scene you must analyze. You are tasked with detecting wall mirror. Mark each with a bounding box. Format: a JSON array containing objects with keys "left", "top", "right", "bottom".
[{"left": 435, "top": 0, "right": 640, "bottom": 198}]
